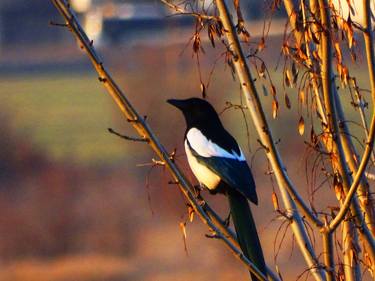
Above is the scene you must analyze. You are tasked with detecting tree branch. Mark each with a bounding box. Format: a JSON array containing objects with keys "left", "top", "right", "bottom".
[
  {"left": 215, "top": 1, "right": 326, "bottom": 280},
  {"left": 161, "top": 0, "right": 218, "bottom": 21},
  {"left": 317, "top": 0, "right": 374, "bottom": 276},
  {"left": 322, "top": 231, "right": 334, "bottom": 281},
  {"left": 50, "top": 1, "right": 278, "bottom": 280}
]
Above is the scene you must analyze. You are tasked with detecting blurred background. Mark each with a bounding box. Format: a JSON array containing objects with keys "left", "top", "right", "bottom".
[{"left": 0, "top": 0, "right": 372, "bottom": 280}]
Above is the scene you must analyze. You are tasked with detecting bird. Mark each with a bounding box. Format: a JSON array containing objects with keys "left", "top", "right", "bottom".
[{"left": 167, "top": 97, "right": 267, "bottom": 280}]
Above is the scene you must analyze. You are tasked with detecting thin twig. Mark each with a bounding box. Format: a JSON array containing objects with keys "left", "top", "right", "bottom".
[
  {"left": 215, "top": 1, "right": 325, "bottom": 280},
  {"left": 50, "top": 1, "right": 277, "bottom": 280},
  {"left": 108, "top": 128, "right": 149, "bottom": 142},
  {"left": 160, "top": 0, "right": 218, "bottom": 21},
  {"left": 322, "top": 231, "right": 334, "bottom": 281}
]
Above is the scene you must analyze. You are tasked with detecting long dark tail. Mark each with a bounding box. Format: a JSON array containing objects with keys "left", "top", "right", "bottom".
[{"left": 228, "top": 189, "right": 267, "bottom": 280}]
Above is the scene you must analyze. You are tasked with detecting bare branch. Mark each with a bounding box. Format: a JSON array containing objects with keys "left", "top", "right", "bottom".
[
  {"left": 215, "top": 1, "right": 326, "bottom": 280},
  {"left": 160, "top": 0, "right": 218, "bottom": 21},
  {"left": 108, "top": 128, "right": 149, "bottom": 143},
  {"left": 322, "top": 231, "right": 334, "bottom": 281},
  {"left": 50, "top": 1, "right": 278, "bottom": 280}
]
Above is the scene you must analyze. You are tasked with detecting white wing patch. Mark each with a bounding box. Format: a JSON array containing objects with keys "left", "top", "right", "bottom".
[{"left": 186, "top": 128, "right": 245, "bottom": 161}]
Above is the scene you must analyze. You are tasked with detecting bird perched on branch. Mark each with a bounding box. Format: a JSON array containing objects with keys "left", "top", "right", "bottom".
[{"left": 167, "top": 97, "right": 266, "bottom": 280}]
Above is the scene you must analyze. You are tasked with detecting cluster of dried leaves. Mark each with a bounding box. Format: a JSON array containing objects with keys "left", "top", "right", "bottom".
[{"left": 163, "top": 0, "right": 375, "bottom": 280}]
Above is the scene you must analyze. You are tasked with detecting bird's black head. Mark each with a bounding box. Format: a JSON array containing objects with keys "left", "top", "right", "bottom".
[{"left": 167, "top": 98, "right": 222, "bottom": 129}]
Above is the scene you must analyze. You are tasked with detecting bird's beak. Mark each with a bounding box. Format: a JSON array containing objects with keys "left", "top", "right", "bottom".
[{"left": 167, "top": 99, "right": 185, "bottom": 111}]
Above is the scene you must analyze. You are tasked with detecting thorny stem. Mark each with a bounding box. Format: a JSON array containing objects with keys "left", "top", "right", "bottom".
[
  {"left": 215, "top": 1, "right": 326, "bottom": 280},
  {"left": 50, "top": 0, "right": 277, "bottom": 280}
]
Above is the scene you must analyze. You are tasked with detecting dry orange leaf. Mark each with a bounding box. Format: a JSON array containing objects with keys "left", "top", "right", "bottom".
[
  {"left": 298, "top": 116, "right": 305, "bottom": 135},
  {"left": 259, "top": 62, "right": 266, "bottom": 78},
  {"left": 299, "top": 90, "right": 305, "bottom": 105},
  {"left": 285, "top": 93, "right": 291, "bottom": 109},
  {"left": 272, "top": 99, "right": 279, "bottom": 119},
  {"left": 258, "top": 37, "right": 265, "bottom": 52},
  {"left": 179, "top": 222, "right": 187, "bottom": 239},
  {"left": 334, "top": 42, "right": 342, "bottom": 63},
  {"left": 272, "top": 192, "right": 279, "bottom": 211},
  {"left": 188, "top": 205, "right": 195, "bottom": 222}
]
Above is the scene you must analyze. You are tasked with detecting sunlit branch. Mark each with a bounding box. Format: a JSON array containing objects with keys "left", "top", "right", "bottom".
[
  {"left": 322, "top": 231, "right": 334, "bottom": 281},
  {"left": 215, "top": 1, "right": 326, "bottom": 280},
  {"left": 161, "top": 0, "right": 218, "bottom": 21},
  {"left": 50, "top": 1, "right": 277, "bottom": 280},
  {"left": 316, "top": 0, "right": 374, "bottom": 276}
]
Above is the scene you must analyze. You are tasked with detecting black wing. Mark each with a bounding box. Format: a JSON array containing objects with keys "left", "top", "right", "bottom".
[{"left": 190, "top": 147, "right": 258, "bottom": 205}]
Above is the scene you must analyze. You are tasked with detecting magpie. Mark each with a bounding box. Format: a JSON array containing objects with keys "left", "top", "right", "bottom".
[{"left": 167, "top": 97, "right": 266, "bottom": 280}]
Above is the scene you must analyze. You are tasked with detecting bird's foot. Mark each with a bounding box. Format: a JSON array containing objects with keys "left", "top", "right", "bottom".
[
  {"left": 224, "top": 212, "right": 231, "bottom": 227},
  {"left": 193, "top": 184, "right": 203, "bottom": 199}
]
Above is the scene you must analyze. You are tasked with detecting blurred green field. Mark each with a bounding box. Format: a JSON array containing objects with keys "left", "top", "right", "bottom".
[
  {"left": 1, "top": 60, "right": 372, "bottom": 166},
  {"left": 1, "top": 40, "right": 374, "bottom": 280},
  {"left": 0, "top": 73, "right": 130, "bottom": 165}
]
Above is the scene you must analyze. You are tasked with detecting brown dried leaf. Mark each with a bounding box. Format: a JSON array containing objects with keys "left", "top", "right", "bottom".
[
  {"left": 337, "top": 63, "right": 343, "bottom": 77},
  {"left": 262, "top": 84, "right": 269, "bottom": 96},
  {"left": 311, "top": 30, "right": 320, "bottom": 44},
  {"left": 272, "top": 192, "right": 279, "bottom": 211},
  {"left": 284, "top": 92, "right": 291, "bottom": 109},
  {"left": 291, "top": 62, "right": 298, "bottom": 78},
  {"left": 334, "top": 42, "right": 342, "bottom": 63},
  {"left": 312, "top": 50, "right": 320, "bottom": 62},
  {"left": 258, "top": 37, "right": 265, "bottom": 52},
  {"left": 282, "top": 43, "right": 289, "bottom": 55},
  {"left": 310, "top": 127, "right": 318, "bottom": 146},
  {"left": 188, "top": 205, "right": 195, "bottom": 222},
  {"left": 297, "top": 47, "right": 308, "bottom": 60},
  {"left": 272, "top": 99, "right": 279, "bottom": 119},
  {"left": 200, "top": 82, "right": 206, "bottom": 98},
  {"left": 270, "top": 84, "right": 276, "bottom": 97},
  {"left": 347, "top": 15, "right": 354, "bottom": 48},
  {"left": 284, "top": 70, "right": 291, "bottom": 88},
  {"left": 346, "top": 0, "right": 355, "bottom": 15},
  {"left": 193, "top": 33, "right": 200, "bottom": 53},
  {"left": 259, "top": 62, "right": 266, "bottom": 78},
  {"left": 179, "top": 222, "right": 188, "bottom": 254},
  {"left": 290, "top": 10, "right": 297, "bottom": 30},
  {"left": 342, "top": 65, "right": 349, "bottom": 86},
  {"left": 180, "top": 222, "right": 187, "bottom": 238},
  {"left": 286, "top": 69, "right": 294, "bottom": 87},
  {"left": 334, "top": 182, "right": 343, "bottom": 201},
  {"left": 208, "top": 24, "right": 216, "bottom": 48},
  {"left": 299, "top": 90, "right": 305, "bottom": 105},
  {"left": 298, "top": 116, "right": 305, "bottom": 135}
]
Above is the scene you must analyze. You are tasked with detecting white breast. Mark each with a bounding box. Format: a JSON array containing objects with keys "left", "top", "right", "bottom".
[{"left": 184, "top": 140, "right": 220, "bottom": 190}]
